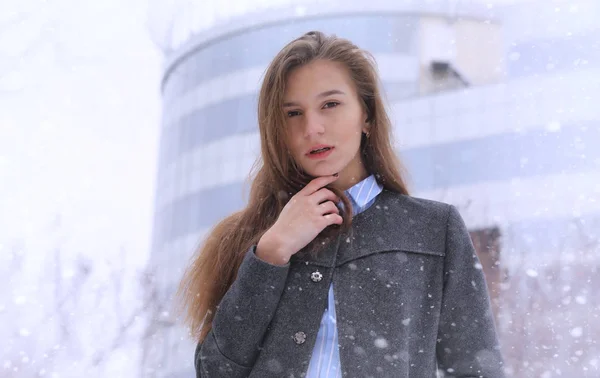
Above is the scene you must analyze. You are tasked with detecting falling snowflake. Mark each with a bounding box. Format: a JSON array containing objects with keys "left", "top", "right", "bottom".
[
  {"left": 526, "top": 269, "right": 539, "bottom": 278},
  {"left": 374, "top": 337, "right": 389, "bottom": 349},
  {"left": 570, "top": 327, "right": 583, "bottom": 338}
]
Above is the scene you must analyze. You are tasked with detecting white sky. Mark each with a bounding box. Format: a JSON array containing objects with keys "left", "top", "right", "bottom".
[{"left": 0, "top": 0, "right": 161, "bottom": 266}]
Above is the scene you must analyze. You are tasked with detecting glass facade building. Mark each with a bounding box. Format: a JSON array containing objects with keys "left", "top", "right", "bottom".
[{"left": 144, "top": 1, "right": 600, "bottom": 376}]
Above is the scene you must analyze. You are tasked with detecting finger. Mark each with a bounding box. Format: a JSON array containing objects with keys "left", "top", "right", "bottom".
[
  {"left": 311, "top": 188, "right": 339, "bottom": 205},
  {"left": 323, "top": 213, "right": 344, "bottom": 226},
  {"left": 318, "top": 201, "right": 340, "bottom": 215},
  {"left": 300, "top": 174, "right": 339, "bottom": 196}
]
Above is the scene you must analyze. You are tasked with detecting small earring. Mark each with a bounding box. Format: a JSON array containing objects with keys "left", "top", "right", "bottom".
[{"left": 363, "top": 131, "right": 370, "bottom": 138}]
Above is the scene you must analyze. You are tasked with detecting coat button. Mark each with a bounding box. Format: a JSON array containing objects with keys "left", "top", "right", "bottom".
[
  {"left": 293, "top": 331, "right": 307, "bottom": 344},
  {"left": 310, "top": 271, "right": 323, "bottom": 282}
]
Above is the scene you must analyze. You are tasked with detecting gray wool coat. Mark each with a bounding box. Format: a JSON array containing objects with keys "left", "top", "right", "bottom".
[{"left": 195, "top": 190, "right": 506, "bottom": 377}]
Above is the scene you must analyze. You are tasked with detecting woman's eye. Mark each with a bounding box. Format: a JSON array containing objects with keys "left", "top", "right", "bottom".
[
  {"left": 287, "top": 110, "right": 301, "bottom": 117},
  {"left": 323, "top": 102, "right": 339, "bottom": 109}
]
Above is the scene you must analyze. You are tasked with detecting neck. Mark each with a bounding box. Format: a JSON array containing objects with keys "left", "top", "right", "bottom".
[{"left": 330, "top": 159, "right": 368, "bottom": 191}]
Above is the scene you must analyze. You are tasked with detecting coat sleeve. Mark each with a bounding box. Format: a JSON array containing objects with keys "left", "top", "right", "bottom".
[
  {"left": 195, "top": 245, "right": 290, "bottom": 378},
  {"left": 436, "top": 205, "right": 506, "bottom": 378}
]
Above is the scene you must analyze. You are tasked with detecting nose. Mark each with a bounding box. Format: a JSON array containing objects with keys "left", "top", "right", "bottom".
[{"left": 303, "top": 112, "right": 325, "bottom": 138}]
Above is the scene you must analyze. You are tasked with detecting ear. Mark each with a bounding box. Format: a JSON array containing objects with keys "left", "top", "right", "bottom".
[
  {"left": 363, "top": 108, "right": 371, "bottom": 129},
  {"left": 362, "top": 114, "right": 371, "bottom": 134},
  {"left": 362, "top": 120, "right": 370, "bottom": 135}
]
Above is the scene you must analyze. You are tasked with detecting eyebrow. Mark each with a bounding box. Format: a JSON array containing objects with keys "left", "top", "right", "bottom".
[{"left": 283, "top": 89, "right": 346, "bottom": 108}]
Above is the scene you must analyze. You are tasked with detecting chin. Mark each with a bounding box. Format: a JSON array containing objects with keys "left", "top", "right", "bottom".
[
  {"left": 305, "top": 164, "right": 344, "bottom": 178},
  {"left": 299, "top": 154, "right": 349, "bottom": 177}
]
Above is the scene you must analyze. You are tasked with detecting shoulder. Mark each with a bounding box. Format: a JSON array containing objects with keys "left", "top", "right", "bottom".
[
  {"left": 355, "top": 190, "right": 458, "bottom": 257},
  {"left": 370, "top": 190, "right": 476, "bottom": 260},
  {"left": 378, "top": 191, "right": 472, "bottom": 249},
  {"left": 378, "top": 189, "right": 453, "bottom": 223}
]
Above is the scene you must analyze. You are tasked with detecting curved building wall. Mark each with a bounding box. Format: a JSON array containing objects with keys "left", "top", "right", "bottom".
[{"left": 475, "top": 2, "right": 600, "bottom": 374}]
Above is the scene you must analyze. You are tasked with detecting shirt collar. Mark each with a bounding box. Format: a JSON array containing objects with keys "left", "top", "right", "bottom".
[{"left": 345, "top": 174, "right": 383, "bottom": 211}]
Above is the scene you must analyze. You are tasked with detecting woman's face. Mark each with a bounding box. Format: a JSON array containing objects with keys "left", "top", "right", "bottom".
[{"left": 283, "top": 59, "right": 369, "bottom": 190}]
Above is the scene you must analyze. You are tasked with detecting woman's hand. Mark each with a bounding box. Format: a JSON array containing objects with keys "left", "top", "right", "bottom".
[{"left": 256, "top": 174, "right": 343, "bottom": 265}]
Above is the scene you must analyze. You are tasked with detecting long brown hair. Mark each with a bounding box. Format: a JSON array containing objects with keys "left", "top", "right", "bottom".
[{"left": 176, "top": 31, "right": 410, "bottom": 343}]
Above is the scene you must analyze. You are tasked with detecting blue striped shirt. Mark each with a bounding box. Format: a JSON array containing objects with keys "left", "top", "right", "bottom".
[{"left": 306, "top": 174, "right": 384, "bottom": 378}]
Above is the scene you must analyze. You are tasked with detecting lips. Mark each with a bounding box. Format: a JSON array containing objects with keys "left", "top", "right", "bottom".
[{"left": 306, "top": 144, "right": 334, "bottom": 156}]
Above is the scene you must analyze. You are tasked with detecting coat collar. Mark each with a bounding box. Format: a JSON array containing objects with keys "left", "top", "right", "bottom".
[{"left": 291, "top": 190, "right": 446, "bottom": 267}]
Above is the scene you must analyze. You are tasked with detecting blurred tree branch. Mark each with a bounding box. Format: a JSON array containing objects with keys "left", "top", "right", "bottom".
[{"left": 1, "top": 212, "right": 153, "bottom": 376}]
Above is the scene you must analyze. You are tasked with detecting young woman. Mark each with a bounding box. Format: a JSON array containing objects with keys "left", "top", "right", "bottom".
[{"left": 177, "top": 31, "right": 505, "bottom": 378}]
